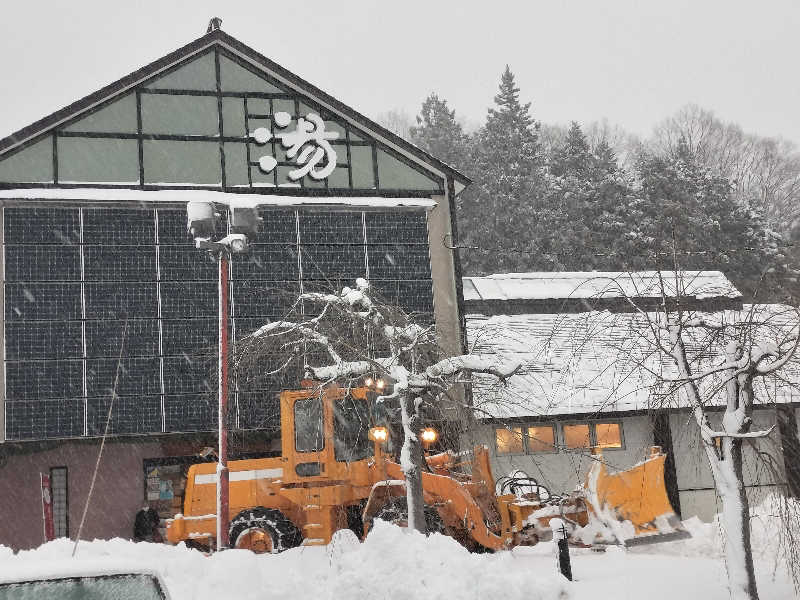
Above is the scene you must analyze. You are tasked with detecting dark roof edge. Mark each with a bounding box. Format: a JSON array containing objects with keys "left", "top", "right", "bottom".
[{"left": 0, "top": 29, "right": 471, "bottom": 188}]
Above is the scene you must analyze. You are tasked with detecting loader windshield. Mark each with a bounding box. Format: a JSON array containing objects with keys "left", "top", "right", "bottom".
[
  {"left": 295, "top": 396, "right": 324, "bottom": 452},
  {"left": 333, "top": 395, "right": 373, "bottom": 462}
]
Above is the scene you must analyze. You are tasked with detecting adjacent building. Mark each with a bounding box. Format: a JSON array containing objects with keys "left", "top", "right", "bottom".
[
  {"left": 463, "top": 271, "right": 800, "bottom": 521},
  {"left": 0, "top": 26, "right": 468, "bottom": 549}
]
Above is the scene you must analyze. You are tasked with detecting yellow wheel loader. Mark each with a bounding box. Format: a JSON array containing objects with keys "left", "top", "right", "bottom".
[{"left": 166, "top": 383, "right": 687, "bottom": 552}]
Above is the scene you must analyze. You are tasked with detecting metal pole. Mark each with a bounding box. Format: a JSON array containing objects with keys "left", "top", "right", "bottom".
[{"left": 216, "top": 250, "right": 230, "bottom": 551}]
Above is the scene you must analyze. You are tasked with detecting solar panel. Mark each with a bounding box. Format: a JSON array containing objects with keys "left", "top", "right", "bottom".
[{"left": 3, "top": 207, "right": 435, "bottom": 440}]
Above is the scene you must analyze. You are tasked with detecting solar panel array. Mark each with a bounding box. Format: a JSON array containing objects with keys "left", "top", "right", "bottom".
[{"left": 3, "top": 206, "right": 433, "bottom": 440}]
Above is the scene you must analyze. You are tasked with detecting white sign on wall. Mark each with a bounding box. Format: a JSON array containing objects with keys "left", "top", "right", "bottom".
[{"left": 253, "top": 112, "right": 339, "bottom": 181}]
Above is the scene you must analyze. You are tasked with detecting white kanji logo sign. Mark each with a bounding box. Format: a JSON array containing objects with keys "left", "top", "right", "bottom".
[{"left": 253, "top": 112, "right": 339, "bottom": 181}]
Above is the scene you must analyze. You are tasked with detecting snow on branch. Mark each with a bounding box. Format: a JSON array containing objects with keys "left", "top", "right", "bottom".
[
  {"left": 425, "top": 354, "right": 523, "bottom": 382},
  {"left": 699, "top": 420, "right": 777, "bottom": 440}
]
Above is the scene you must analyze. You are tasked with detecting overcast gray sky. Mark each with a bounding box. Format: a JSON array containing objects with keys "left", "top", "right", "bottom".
[{"left": 2, "top": 0, "right": 799, "bottom": 145}]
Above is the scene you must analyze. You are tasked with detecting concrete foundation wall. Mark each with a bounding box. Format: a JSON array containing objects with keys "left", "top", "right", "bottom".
[{"left": 0, "top": 439, "right": 163, "bottom": 550}]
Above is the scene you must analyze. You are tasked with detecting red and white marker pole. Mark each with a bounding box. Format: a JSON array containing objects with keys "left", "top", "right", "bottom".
[
  {"left": 40, "top": 473, "right": 55, "bottom": 543},
  {"left": 216, "top": 250, "right": 230, "bottom": 551}
]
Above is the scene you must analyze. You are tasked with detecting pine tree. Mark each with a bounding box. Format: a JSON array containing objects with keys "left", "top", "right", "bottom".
[
  {"left": 408, "top": 93, "right": 469, "bottom": 171},
  {"left": 550, "top": 122, "right": 592, "bottom": 179},
  {"left": 630, "top": 139, "right": 790, "bottom": 300},
  {"left": 459, "top": 66, "right": 543, "bottom": 275}
]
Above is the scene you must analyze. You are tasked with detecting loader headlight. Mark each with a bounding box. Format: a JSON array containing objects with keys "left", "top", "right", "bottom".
[
  {"left": 420, "top": 428, "right": 439, "bottom": 444},
  {"left": 369, "top": 426, "right": 389, "bottom": 443}
]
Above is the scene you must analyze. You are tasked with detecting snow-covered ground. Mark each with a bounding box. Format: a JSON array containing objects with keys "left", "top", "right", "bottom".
[{"left": 1, "top": 499, "right": 796, "bottom": 600}]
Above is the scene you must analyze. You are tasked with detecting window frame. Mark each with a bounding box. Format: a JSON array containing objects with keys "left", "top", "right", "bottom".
[
  {"left": 524, "top": 423, "right": 558, "bottom": 454},
  {"left": 494, "top": 425, "right": 525, "bottom": 456},
  {"left": 560, "top": 420, "right": 625, "bottom": 452},
  {"left": 49, "top": 466, "right": 69, "bottom": 538},
  {"left": 494, "top": 422, "right": 558, "bottom": 455}
]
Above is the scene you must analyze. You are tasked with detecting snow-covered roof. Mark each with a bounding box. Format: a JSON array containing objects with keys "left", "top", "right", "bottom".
[
  {"left": 468, "top": 304, "right": 800, "bottom": 419},
  {"left": 0, "top": 188, "right": 437, "bottom": 209},
  {"left": 463, "top": 271, "right": 741, "bottom": 303}
]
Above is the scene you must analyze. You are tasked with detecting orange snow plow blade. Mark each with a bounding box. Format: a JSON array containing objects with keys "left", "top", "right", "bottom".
[{"left": 586, "top": 446, "right": 690, "bottom": 546}]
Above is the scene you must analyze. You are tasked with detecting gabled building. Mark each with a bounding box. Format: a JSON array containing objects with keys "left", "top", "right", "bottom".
[
  {"left": 463, "top": 271, "right": 800, "bottom": 521},
  {"left": 0, "top": 25, "right": 468, "bottom": 549}
]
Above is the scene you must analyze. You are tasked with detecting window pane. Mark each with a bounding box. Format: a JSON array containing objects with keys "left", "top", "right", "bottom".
[
  {"left": 63, "top": 94, "right": 137, "bottom": 134},
  {"left": 350, "top": 145, "right": 375, "bottom": 189},
  {"left": 51, "top": 467, "right": 69, "bottom": 537},
  {"left": 327, "top": 163, "right": 350, "bottom": 188},
  {"left": 146, "top": 52, "right": 217, "bottom": 90},
  {"left": 58, "top": 137, "right": 139, "bottom": 184},
  {"left": 495, "top": 427, "right": 523, "bottom": 454},
  {"left": 376, "top": 148, "right": 441, "bottom": 191},
  {"left": 527, "top": 425, "right": 555, "bottom": 453},
  {"left": 219, "top": 54, "right": 284, "bottom": 93},
  {"left": 295, "top": 397, "right": 324, "bottom": 452},
  {"left": 222, "top": 97, "right": 246, "bottom": 137},
  {"left": 141, "top": 94, "right": 219, "bottom": 136},
  {"left": 273, "top": 99, "right": 295, "bottom": 116},
  {"left": 563, "top": 424, "right": 591, "bottom": 449},
  {"left": 143, "top": 140, "right": 221, "bottom": 185},
  {"left": 595, "top": 423, "right": 622, "bottom": 449},
  {"left": 224, "top": 142, "right": 249, "bottom": 186},
  {"left": 334, "top": 395, "right": 372, "bottom": 462},
  {"left": 0, "top": 137, "right": 54, "bottom": 183}
]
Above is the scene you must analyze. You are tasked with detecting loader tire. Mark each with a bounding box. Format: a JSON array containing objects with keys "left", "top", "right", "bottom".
[
  {"left": 372, "top": 497, "right": 445, "bottom": 534},
  {"left": 229, "top": 508, "right": 302, "bottom": 554}
]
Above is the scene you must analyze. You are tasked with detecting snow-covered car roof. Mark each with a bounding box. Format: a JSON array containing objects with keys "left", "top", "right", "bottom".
[{"left": 0, "top": 559, "right": 170, "bottom": 598}]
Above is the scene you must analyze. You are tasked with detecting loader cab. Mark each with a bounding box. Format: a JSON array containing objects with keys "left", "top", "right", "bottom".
[{"left": 279, "top": 385, "right": 377, "bottom": 486}]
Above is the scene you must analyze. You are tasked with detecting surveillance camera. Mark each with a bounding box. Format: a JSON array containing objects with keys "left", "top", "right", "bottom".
[{"left": 218, "top": 233, "right": 248, "bottom": 253}]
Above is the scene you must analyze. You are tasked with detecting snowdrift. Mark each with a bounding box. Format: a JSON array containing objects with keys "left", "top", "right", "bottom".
[{"left": 0, "top": 521, "right": 569, "bottom": 600}]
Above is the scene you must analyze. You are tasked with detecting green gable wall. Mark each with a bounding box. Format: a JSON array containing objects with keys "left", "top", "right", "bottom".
[{"left": 0, "top": 48, "right": 443, "bottom": 193}]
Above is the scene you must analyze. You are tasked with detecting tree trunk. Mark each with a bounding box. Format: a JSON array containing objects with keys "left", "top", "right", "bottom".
[
  {"left": 702, "top": 436, "right": 760, "bottom": 600},
  {"left": 399, "top": 393, "right": 426, "bottom": 534}
]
